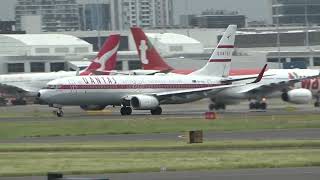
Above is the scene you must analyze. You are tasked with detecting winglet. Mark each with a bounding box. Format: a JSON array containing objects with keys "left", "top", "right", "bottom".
[{"left": 250, "top": 64, "right": 267, "bottom": 84}]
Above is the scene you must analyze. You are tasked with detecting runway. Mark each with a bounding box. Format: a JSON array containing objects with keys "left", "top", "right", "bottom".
[
  {"left": 0, "top": 99, "right": 319, "bottom": 122},
  {"left": 1, "top": 167, "right": 320, "bottom": 180}
]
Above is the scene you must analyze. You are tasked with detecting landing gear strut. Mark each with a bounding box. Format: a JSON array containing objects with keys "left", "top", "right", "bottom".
[
  {"left": 249, "top": 98, "right": 267, "bottom": 110},
  {"left": 208, "top": 103, "right": 226, "bottom": 111},
  {"left": 53, "top": 108, "right": 64, "bottom": 117},
  {"left": 151, "top": 106, "right": 162, "bottom": 115},
  {"left": 120, "top": 106, "right": 132, "bottom": 115},
  {"left": 314, "top": 96, "right": 320, "bottom": 107}
]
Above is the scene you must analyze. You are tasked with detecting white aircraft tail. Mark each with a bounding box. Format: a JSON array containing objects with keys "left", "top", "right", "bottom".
[{"left": 190, "top": 25, "right": 237, "bottom": 77}]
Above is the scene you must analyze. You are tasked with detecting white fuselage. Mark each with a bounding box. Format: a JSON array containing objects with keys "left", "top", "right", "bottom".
[
  {"left": 39, "top": 75, "right": 224, "bottom": 106},
  {"left": 213, "top": 69, "right": 320, "bottom": 103}
]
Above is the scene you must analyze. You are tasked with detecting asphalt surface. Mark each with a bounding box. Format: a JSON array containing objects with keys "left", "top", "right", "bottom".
[
  {"left": 0, "top": 99, "right": 319, "bottom": 122},
  {"left": 1, "top": 167, "right": 320, "bottom": 180}
]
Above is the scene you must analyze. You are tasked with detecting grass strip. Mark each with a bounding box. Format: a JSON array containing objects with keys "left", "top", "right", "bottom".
[
  {"left": 0, "top": 149, "right": 320, "bottom": 176},
  {"left": 0, "top": 140, "right": 320, "bottom": 152},
  {"left": 1, "top": 114, "right": 320, "bottom": 138}
]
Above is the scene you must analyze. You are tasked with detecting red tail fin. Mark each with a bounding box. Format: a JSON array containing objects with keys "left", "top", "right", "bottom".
[
  {"left": 130, "top": 27, "right": 173, "bottom": 71},
  {"left": 80, "top": 34, "right": 120, "bottom": 75}
]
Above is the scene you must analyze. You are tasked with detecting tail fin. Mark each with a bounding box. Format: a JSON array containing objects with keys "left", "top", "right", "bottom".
[
  {"left": 80, "top": 34, "right": 120, "bottom": 75},
  {"left": 190, "top": 25, "right": 237, "bottom": 77},
  {"left": 130, "top": 27, "right": 173, "bottom": 71}
]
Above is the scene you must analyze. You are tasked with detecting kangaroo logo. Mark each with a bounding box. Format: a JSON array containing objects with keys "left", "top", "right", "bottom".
[
  {"left": 96, "top": 42, "right": 119, "bottom": 71},
  {"left": 139, "top": 40, "right": 149, "bottom": 64}
]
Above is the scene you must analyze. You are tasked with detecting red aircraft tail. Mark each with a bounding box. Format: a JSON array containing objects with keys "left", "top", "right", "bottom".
[
  {"left": 80, "top": 34, "right": 120, "bottom": 75},
  {"left": 130, "top": 27, "right": 173, "bottom": 71}
]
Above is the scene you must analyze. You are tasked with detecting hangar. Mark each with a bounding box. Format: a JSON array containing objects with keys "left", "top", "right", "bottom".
[{"left": 0, "top": 34, "right": 92, "bottom": 74}]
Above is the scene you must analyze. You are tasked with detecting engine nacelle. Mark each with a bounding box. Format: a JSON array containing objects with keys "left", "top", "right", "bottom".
[
  {"left": 80, "top": 105, "right": 106, "bottom": 111},
  {"left": 281, "top": 88, "right": 312, "bottom": 104},
  {"left": 130, "top": 95, "right": 159, "bottom": 110}
]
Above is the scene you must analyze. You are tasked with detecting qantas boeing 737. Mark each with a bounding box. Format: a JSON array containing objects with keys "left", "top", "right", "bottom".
[
  {"left": 38, "top": 25, "right": 268, "bottom": 117},
  {"left": 130, "top": 27, "right": 320, "bottom": 110},
  {"left": 0, "top": 34, "right": 120, "bottom": 109}
]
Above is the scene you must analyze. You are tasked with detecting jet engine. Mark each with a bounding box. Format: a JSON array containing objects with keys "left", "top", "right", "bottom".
[
  {"left": 281, "top": 88, "right": 312, "bottom": 104},
  {"left": 80, "top": 105, "right": 106, "bottom": 111},
  {"left": 130, "top": 95, "right": 159, "bottom": 110}
]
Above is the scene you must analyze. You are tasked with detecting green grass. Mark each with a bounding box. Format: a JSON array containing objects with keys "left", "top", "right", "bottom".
[
  {"left": 1, "top": 114, "right": 320, "bottom": 139},
  {"left": 0, "top": 140, "right": 320, "bottom": 152},
  {"left": 0, "top": 140, "right": 320, "bottom": 176}
]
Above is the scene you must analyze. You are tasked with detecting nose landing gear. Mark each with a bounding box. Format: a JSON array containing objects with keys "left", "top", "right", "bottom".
[
  {"left": 51, "top": 105, "right": 64, "bottom": 117},
  {"left": 56, "top": 108, "right": 63, "bottom": 117}
]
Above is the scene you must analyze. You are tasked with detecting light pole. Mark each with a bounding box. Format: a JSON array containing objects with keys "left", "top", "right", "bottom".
[
  {"left": 304, "top": 0, "right": 312, "bottom": 67},
  {"left": 276, "top": 1, "right": 281, "bottom": 69}
]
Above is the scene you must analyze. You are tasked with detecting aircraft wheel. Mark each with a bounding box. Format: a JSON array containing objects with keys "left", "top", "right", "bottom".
[
  {"left": 151, "top": 107, "right": 162, "bottom": 115},
  {"left": 249, "top": 102, "right": 256, "bottom": 109},
  {"left": 260, "top": 102, "right": 267, "bottom": 110},
  {"left": 218, "top": 103, "right": 226, "bottom": 110},
  {"left": 315, "top": 102, "right": 320, "bottom": 107},
  {"left": 120, "top": 107, "right": 127, "bottom": 115},
  {"left": 208, "top": 104, "right": 215, "bottom": 111},
  {"left": 121, "top": 107, "right": 132, "bottom": 115},
  {"left": 56, "top": 110, "right": 64, "bottom": 117},
  {"left": 125, "top": 107, "right": 132, "bottom": 115}
]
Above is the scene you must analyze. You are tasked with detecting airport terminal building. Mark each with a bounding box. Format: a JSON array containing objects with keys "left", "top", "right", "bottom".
[{"left": 0, "top": 34, "right": 93, "bottom": 74}]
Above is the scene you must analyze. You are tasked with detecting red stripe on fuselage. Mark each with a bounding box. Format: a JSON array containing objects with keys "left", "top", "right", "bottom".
[
  {"left": 58, "top": 84, "right": 222, "bottom": 90},
  {"left": 209, "top": 59, "right": 231, "bottom": 62},
  {"left": 217, "top": 45, "right": 234, "bottom": 48}
]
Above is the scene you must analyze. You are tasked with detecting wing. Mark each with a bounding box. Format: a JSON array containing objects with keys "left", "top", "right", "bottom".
[
  {"left": 0, "top": 82, "right": 38, "bottom": 95},
  {"left": 123, "top": 84, "right": 240, "bottom": 104},
  {"left": 122, "top": 64, "right": 267, "bottom": 104},
  {"left": 239, "top": 74, "right": 320, "bottom": 96}
]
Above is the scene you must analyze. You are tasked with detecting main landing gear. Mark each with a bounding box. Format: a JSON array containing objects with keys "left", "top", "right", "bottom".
[
  {"left": 249, "top": 98, "right": 267, "bottom": 110},
  {"left": 120, "top": 106, "right": 163, "bottom": 115},
  {"left": 120, "top": 106, "right": 132, "bottom": 115},
  {"left": 314, "top": 95, "right": 320, "bottom": 107},
  {"left": 208, "top": 103, "right": 226, "bottom": 111},
  {"left": 151, "top": 107, "right": 162, "bottom": 115}
]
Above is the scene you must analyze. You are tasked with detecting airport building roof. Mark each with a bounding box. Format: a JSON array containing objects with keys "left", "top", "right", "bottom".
[
  {"left": 142, "top": 32, "right": 204, "bottom": 55},
  {"left": 0, "top": 34, "right": 92, "bottom": 56}
]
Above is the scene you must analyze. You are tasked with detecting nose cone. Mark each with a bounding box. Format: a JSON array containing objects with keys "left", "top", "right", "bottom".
[{"left": 38, "top": 89, "right": 51, "bottom": 102}]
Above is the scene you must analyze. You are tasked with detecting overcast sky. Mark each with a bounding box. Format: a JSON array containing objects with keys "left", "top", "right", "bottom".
[{"left": 0, "top": 0, "right": 272, "bottom": 23}]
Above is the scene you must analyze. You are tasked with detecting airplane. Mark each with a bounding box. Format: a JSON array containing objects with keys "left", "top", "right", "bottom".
[
  {"left": 0, "top": 34, "right": 120, "bottom": 110},
  {"left": 130, "top": 27, "right": 320, "bottom": 110},
  {"left": 38, "top": 25, "right": 269, "bottom": 117}
]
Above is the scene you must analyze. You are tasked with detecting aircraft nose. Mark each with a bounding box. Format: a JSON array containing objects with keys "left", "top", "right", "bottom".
[{"left": 38, "top": 90, "right": 49, "bottom": 101}]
